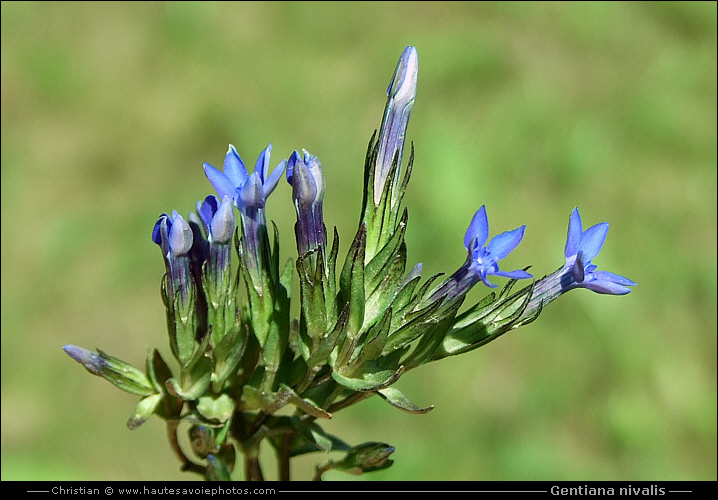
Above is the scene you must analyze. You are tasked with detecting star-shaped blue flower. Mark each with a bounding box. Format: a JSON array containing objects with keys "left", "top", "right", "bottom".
[
  {"left": 563, "top": 207, "right": 636, "bottom": 295},
  {"left": 429, "top": 206, "right": 532, "bottom": 303},
  {"left": 464, "top": 205, "right": 533, "bottom": 288},
  {"left": 203, "top": 144, "right": 286, "bottom": 212}
]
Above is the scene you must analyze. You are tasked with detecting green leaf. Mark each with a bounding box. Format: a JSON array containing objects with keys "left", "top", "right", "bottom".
[
  {"left": 332, "top": 362, "right": 404, "bottom": 392},
  {"left": 146, "top": 348, "right": 174, "bottom": 395},
  {"left": 242, "top": 385, "right": 331, "bottom": 419},
  {"left": 376, "top": 387, "right": 434, "bottom": 414},
  {"left": 170, "top": 354, "right": 212, "bottom": 400},
  {"left": 196, "top": 394, "right": 234, "bottom": 423},
  {"left": 126, "top": 393, "right": 163, "bottom": 430}
]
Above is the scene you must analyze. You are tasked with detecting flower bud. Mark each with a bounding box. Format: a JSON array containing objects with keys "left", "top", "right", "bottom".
[
  {"left": 286, "top": 149, "right": 326, "bottom": 256},
  {"left": 63, "top": 345, "right": 156, "bottom": 396},
  {"left": 374, "top": 45, "right": 418, "bottom": 206}
]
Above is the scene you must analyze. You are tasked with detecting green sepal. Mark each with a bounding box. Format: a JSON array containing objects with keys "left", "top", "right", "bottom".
[
  {"left": 394, "top": 143, "right": 414, "bottom": 215},
  {"left": 348, "top": 307, "right": 392, "bottom": 369},
  {"left": 363, "top": 141, "right": 404, "bottom": 261},
  {"left": 126, "top": 393, "right": 163, "bottom": 430},
  {"left": 339, "top": 224, "right": 366, "bottom": 339},
  {"left": 382, "top": 296, "right": 446, "bottom": 354},
  {"left": 202, "top": 250, "right": 238, "bottom": 351},
  {"left": 160, "top": 274, "right": 179, "bottom": 361},
  {"left": 332, "top": 361, "right": 404, "bottom": 392},
  {"left": 170, "top": 342, "right": 212, "bottom": 401},
  {"left": 364, "top": 208, "right": 408, "bottom": 297},
  {"left": 402, "top": 298, "right": 463, "bottom": 369},
  {"left": 359, "top": 130, "right": 379, "bottom": 226},
  {"left": 306, "top": 305, "right": 348, "bottom": 369},
  {"left": 386, "top": 264, "right": 422, "bottom": 315},
  {"left": 332, "top": 441, "right": 395, "bottom": 475},
  {"left": 170, "top": 274, "right": 199, "bottom": 366},
  {"left": 290, "top": 417, "right": 345, "bottom": 454},
  {"left": 364, "top": 240, "right": 408, "bottom": 328},
  {"left": 433, "top": 282, "right": 538, "bottom": 360},
  {"left": 391, "top": 272, "right": 444, "bottom": 326},
  {"left": 376, "top": 387, "right": 434, "bottom": 414},
  {"left": 296, "top": 248, "right": 330, "bottom": 342},
  {"left": 92, "top": 348, "right": 156, "bottom": 397},
  {"left": 266, "top": 416, "right": 350, "bottom": 457},
  {"left": 211, "top": 322, "right": 247, "bottom": 392},
  {"left": 242, "top": 384, "right": 332, "bottom": 419}
]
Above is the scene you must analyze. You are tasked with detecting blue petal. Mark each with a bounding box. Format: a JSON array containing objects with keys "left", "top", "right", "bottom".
[
  {"left": 565, "top": 207, "right": 583, "bottom": 259},
  {"left": 486, "top": 225, "right": 526, "bottom": 260},
  {"left": 464, "top": 206, "right": 489, "bottom": 250},
  {"left": 238, "top": 172, "right": 264, "bottom": 210},
  {"left": 293, "top": 160, "right": 319, "bottom": 208},
  {"left": 286, "top": 150, "right": 301, "bottom": 184},
  {"left": 168, "top": 214, "right": 193, "bottom": 256},
  {"left": 579, "top": 222, "right": 609, "bottom": 263},
  {"left": 63, "top": 345, "right": 105, "bottom": 375},
  {"left": 255, "top": 144, "right": 272, "bottom": 182},
  {"left": 388, "top": 46, "right": 419, "bottom": 102},
  {"left": 263, "top": 159, "right": 286, "bottom": 199},
  {"left": 204, "top": 162, "right": 235, "bottom": 200},
  {"left": 224, "top": 145, "right": 248, "bottom": 187},
  {"left": 152, "top": 213, "right": 169, "bottom": 246},
  {"left": 493, "top": 269, "right": 533, "bottom": 280},
  {"left": 591, "top": 270, "right": 636, "bottom": 286},
  {"left": 478, "top": 270, "right": 498, "bottom": 288},
  {"left": 198, "top": 195, "right": 219, "bottom": 230},
  {"left": 210, "top": 196, "right": 235, "bottom": 244}
]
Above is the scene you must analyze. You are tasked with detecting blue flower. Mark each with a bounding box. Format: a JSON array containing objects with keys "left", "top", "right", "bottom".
[
  {"left": 286, "top": 149, "right": 326, "bottom": 256},
  {"left": 203, "top": 144, "right": 285, "bottom": 212},
  {"left": 524, "top": 208, "right": 636, "bottom": 316},
  {"left": 463, "top": 205, "right": 533, "bottom": 287},
  {"left": 430, "top": 206, "right": 532, "bottom": 302},
  {"left": 562, "top": 207, "right": 636, "bottom": 295},
  {"left": 203, "top": 145, "right": 285, "bottom": 282}
]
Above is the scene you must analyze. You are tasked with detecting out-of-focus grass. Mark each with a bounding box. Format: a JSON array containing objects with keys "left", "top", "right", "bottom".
[{"left": 1, "top": 1, "right": 715, "bottom": 481}]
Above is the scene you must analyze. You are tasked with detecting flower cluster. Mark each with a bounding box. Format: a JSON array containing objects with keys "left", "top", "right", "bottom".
[{"left": 64, "top": 46, "right": 634, "bottom": 481}]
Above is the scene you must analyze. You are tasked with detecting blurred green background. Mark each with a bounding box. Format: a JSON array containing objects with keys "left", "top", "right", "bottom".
[{"left": 2, "top": 1, "right": 716, "bottom": 482}]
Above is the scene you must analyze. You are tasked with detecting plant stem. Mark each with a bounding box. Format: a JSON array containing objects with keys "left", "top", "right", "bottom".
[
  {"left": 166, "top": 420, "right": 206, "bottom": 477},
  {"left": 278, "top": 432, "right": 293, "bottom": 481},
  {"left": 244, "top": 455, "right": 264, "bottom": 481}
]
